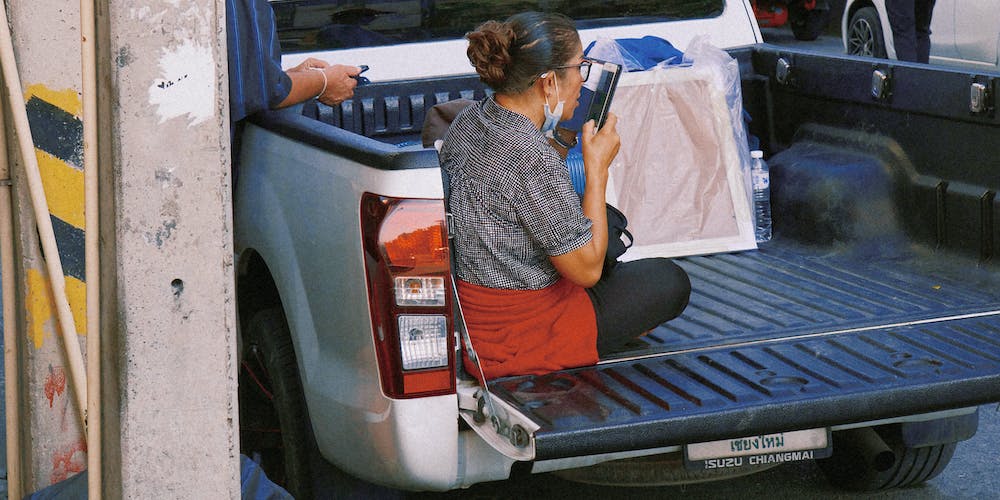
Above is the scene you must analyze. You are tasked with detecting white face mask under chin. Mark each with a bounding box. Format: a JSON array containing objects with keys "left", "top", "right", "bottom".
[{"left": 540, "top": 74, "right": 564, "bottom": 138}]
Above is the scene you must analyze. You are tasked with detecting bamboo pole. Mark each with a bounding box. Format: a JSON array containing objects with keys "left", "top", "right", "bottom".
[
  {"left": 0, "top": 0, "right": 88, "bottom": 428},
  {"left": 0, "top": 79, "right": 23, "bottom": 500},
  {"left": 81, "top": 0, "right": 102, "bottom": 496}
]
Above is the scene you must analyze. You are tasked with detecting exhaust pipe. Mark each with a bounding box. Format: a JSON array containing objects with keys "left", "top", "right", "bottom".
[{"left": 839, "top": 427, "right": 897, "bottom": 472}]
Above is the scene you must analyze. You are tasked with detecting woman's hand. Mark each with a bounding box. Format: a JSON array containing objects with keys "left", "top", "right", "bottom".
[{"left": 580, "top": 113, "right": 620, "bottom": 189}]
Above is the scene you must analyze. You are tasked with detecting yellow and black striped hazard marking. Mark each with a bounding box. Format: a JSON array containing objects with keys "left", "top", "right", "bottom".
[{"left": 23, "top": 84, "right": 86, "bottom": 349}]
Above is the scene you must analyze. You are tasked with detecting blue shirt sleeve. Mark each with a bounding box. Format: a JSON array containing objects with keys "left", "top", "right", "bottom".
[{"left": 227, "top": 0, "right": 293, "bottom": 124}]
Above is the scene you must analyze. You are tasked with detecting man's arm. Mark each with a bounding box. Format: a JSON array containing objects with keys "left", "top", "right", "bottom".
[{"left": 227, "top": 0, "right": 361, "bottom": 119}]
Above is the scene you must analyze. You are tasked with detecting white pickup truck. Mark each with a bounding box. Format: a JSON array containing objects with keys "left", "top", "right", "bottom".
[{"left": 234, "top": 0, "right": 1000, "bottom": 497}]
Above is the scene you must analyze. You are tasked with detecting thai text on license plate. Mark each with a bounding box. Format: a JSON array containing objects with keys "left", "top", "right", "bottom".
[{"left": 683, "top": 428, "right": 831, "bottom": 471}]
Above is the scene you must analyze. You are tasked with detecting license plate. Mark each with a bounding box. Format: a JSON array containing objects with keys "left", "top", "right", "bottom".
[{"left": 683, "top": 428, "right": 832, "bottom": 471}]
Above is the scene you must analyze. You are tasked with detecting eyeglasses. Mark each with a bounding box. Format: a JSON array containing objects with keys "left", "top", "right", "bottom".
[{"left": 550, "top": 59, "right": 593, "bottom": 81}]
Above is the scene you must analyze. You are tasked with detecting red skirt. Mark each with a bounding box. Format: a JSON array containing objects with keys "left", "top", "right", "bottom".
[{"left": 457, "top": 278, "right": 598, "bottom": 382}]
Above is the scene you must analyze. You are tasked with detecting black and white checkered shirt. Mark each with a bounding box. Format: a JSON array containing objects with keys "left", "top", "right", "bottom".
[{"left": 439, "top": 96, "right": 592, "bottom": 290}]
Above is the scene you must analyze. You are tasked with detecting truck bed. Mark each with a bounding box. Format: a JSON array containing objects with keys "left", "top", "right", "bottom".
[{"left": 489, "top": 239, "right": 1000, "bottom": 459}]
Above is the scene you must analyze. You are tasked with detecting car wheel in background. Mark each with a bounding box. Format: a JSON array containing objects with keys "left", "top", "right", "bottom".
[
  {"left": 846, "top": 6, "right": 886, "bottom": 57},
  {"left": 789, "top": 3, "right": 831, "bottom": 41},
  {"left": 239, "top": 308, "right": 314, "bottom": 499}
]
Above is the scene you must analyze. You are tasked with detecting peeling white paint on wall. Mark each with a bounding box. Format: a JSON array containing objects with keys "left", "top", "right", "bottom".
[
  {"left": 130, "top": 4, "right": 211, "bottom": 41},
  {"left": 148, "top": 40, "right": 215, "bottom": 127},
  {"left": 129, "top": 6, "right": 166, "bottom": 24}
]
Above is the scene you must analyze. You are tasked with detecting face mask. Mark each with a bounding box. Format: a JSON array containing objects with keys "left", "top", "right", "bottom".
[{"left": 540, "top": 73, "right": 564, "bottom": 138}]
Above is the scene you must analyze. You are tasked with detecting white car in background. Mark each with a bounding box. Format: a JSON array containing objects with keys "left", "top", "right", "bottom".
[{"left": 842, "top": 0, "right": 1000, "bottom": 70}]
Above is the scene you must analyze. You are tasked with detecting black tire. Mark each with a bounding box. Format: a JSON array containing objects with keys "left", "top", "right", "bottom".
[
  {"left": 552, "top": 451, "right": 777, "bottom": 486},
  {"left": 239, "top": 308, "right": 314, "bottom": 499},
  {"left": 846, "top": 6, "right": 887, "bottom": 58},
  {"left": 789, "top": 3, "right": 831, "bottom": 41},
  {"left": 816, "top": 426, "right": 957, "bottom": 491}
]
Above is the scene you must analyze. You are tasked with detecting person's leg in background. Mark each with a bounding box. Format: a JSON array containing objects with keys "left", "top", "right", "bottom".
[
  {"left": 586, "top": 258, "right": 691, "bottom": 356},
  {"left": 913, "top": 0, "right": 937, "bottom": 63},
  {"left": 885, "top": 0, "right": 918, "bottom": 62}
]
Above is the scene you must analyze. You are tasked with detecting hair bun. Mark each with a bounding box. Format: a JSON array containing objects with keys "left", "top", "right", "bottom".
[{"left": 466, "top": 20, "right": 515, "bottom": 89}]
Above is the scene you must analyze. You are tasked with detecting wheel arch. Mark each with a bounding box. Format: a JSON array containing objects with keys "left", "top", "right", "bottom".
[{"left": 236, "top": 248, "right": 283, "bottom": 334}]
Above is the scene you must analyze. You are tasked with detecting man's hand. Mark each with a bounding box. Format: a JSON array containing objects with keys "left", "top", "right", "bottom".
[
  {"left": 317, "top": 65, "right": 362, "bottom": 106},
  {"left": 280, "top": 61, "right": 363, "bottom": 108}
]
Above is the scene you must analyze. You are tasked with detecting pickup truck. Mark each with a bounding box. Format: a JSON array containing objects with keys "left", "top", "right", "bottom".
[{"left": 233, "top": 0, "right": 1000, "bottom": 497}]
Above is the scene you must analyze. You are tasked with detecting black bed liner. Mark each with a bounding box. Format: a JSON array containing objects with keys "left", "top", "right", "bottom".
[{"left": 487, "top": 242, "right": 1000, "bottom": 460}]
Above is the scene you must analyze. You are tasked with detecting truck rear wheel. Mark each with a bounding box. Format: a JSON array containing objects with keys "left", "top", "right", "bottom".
[
  {"left": 239, "top": 308, "right": 314, "bottom": 499},
  {"left": 816, "top": 426, "right": 956, "bottom": 491}
]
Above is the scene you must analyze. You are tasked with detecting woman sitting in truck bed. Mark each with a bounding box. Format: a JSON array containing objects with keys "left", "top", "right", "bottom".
[{"left": 438, "top": 11, "right": 690, "bottom": 382}]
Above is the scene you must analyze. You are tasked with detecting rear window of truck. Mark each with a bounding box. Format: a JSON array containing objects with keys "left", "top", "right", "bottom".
[{"left": 270, "top": 0, "right": 724, "bottom": 54}]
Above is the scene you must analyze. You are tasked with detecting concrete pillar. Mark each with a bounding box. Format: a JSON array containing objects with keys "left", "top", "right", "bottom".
[
  {"left": 100, "top": 0, "right": 240, "bottom": 497},
  {"left": 6, "top": 0, "right": 90, "bottom": 492},
  {"left": 5, "top": 0, "right": 239, "bottom": 497}
]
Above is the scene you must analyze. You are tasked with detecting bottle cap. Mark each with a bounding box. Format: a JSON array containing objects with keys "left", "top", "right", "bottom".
[{"left": 751, "top": 150, "right": 764, "bottom": 159}]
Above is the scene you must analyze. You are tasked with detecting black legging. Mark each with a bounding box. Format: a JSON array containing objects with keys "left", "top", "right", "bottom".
[{"left": 585, "top": 257, "right": 691, "bottom": 356}]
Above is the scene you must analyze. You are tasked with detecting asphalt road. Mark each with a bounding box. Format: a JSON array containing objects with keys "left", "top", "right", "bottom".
[
  {"left": 759, "top": 26, "right": 846, "bottom": 55},
  {"left": 313, "top": 26, "right": 1000, "bottom": 500}
]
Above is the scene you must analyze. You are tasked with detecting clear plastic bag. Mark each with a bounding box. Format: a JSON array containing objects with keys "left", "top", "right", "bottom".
[{"left": 683, "top": 35, "right": 754, "bottom": 208}]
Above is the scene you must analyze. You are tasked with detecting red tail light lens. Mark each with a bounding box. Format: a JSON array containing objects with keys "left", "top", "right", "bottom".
[{"left": 361, "top": 193, "right": 455, "bottom": 398}]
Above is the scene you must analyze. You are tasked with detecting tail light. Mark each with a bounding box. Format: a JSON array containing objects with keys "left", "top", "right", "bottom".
[{"left": 361, "top": 193, "right": 455, "bottom": 398}]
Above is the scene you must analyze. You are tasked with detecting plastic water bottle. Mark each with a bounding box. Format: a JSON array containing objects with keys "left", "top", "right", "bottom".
[{"left": 751, "top": 150, "right": 772, "bottom": 242}]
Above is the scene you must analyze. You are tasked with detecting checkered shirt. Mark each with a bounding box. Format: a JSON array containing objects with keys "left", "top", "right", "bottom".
[{"left": 439, "top": 96, "right": 592, "bottom": 290}]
